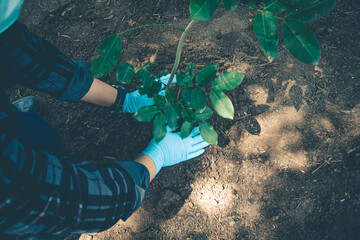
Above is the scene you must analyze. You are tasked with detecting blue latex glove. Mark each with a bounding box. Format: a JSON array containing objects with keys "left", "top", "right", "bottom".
[
  {"left": 121, "top": 74, "right": 177, "bottom": 113},
  {"left": 141, "top": 127, "right": 210, "bottom": 175}
]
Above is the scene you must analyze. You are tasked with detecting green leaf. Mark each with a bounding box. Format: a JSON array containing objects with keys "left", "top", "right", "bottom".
[
  {"left": 199, "top": 122, "right": 218, "bottom": 145},
  {"left": 182, "top": 88, "right": 192, "bottom": 106},
  {"left": 136, "top": 85, "right": 146, "bottom": 96},
  {"left": 165, "top": 87, "right": 177, "bottom": 103},
  {"left": 140, "top": 71, "right": 153, "bottom": 94},
  {"left": 286, "top": 0, "right": 336, "bottom": 23},
  {"left": 212, "top": 72, "right": 244, "bottom": 91},
  {"left": 148, "top": 80, "right": 162, "bottom": 98},
  {"left": 210, "top": 90, "right": 234, "bottom": 119},
  {"left": 191, "top": 88, "right": 207, "bottom": 111},
  {"left": 165, "top": 107, "right": 179, "bottom": 130},
  {"left": 264, "top": 0, "right": 287, "bottom": 13},
  {"left": 177, "top": 66, "right": 195, "bottom": 87},
  {"left": 91, "top": 34, "right": 122, "bottom": 78},
  {"left": 190, "top": 0, "right": 221, "bottom": 21},
  {"left": 195, "top": 107, "right": 213, "bottom": 121},
  {"left": 223, "top": 0, "right": 237, "bottom": 11},
  {"left": 282, "top": 20, "right": 320, "bottom": 65},
  {"left": 181, "top": 121, "right": 196, "bottom": 139},
  {"left": 253, "top": 11, "right": 279, "bottom": 62},
  {"left": 196, "top": 65, "right": 217, "bottom": 87},
  {"left": 153, "top": 95, "right": 168, "bottom": 110},
  {"left": 181, "top": 107, "right": 196, "bottom": 122},
  {"left": 153, "top": 113, "right": 167, "bottom": 143},
  {"left": 133, "top": 106, "right": 160, "bottom": 122},
  {"left": 116, "top": 63, "right": 135, "bottom": 84},
  {"left": 171, "top": 102, "right": 182, "bottom": 116}
]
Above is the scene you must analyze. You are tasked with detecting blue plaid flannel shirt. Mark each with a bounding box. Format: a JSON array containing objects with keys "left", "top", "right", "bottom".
[{"left": 0, "top": 21, "right": 150, "bottom": 238}]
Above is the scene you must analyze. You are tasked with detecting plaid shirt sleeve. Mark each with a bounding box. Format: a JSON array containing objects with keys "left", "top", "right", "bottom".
[
  {"left": 0, "top": 20, "right": 94, "bottom": 102},
  {"left": 0, "top": 100, "right": 150, "bottom": 238}
]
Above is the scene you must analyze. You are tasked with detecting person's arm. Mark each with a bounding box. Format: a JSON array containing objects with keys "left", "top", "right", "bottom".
[
  {"left": 80, "top": 78, "right": 117, "bottom": 106},
  {"left": 0, "top": 21, "right": 163, "bottom": 114},
  {"left": 134, "top": 155, "right": 156, "bottom": 181},
  {"left": 0, "top": 128, "right": 150, "bottom": 236},
  {"left": 0, "top": 102, "right": 151, "bottom": 236}
]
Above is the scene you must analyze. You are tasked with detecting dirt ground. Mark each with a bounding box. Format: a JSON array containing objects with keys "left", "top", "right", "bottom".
[{"left": 13, "top": 0, "right": 360, "bottom": 239}]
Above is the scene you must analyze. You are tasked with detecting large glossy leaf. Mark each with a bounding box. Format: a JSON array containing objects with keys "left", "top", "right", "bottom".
[
  {"left": 181, "top": 121, "right": 196, "bottom": 139},
  {"left": 223, "top": 0, "right": 237, "bottom": 10},
  {"left": 182, "top": 88, "right": 192, "bottom": 106},
  {"left": 165, "top": 107, "right": 179, "bottom": 130},
  {"left": 253, "top": 11, "right": 279, "bottom": 62},
  {"left": 181, "top": 107, "right": 196, "bottom": 122},
  {"left": 148, "top": 80, "right": 162, "bottom": 98},
  {"left": 165, "top": 87, "right": 177, "bottom": 103},
  {"left": 133, "top": 106, "right": 160, "bottom": 122},
  {"left": 212, "top": 71, "right": 244, "bottom": 91},
  {"left": 91, "top": 34, "right": 122, "bottom": 78},
  {"left": 116, "top": 63, "right": 135, "bottom": 84},
  {"left": 191, "top": 88, "right": 207, "bottom": 110},
  {"left": 282, "top": 20, "right": 320, "bottom": 65},
  {"left": 177, "top": 66, "right": 195, "bottom": 87},
  {"left": 210, "top": 90, "right": 234, "bottom": 119},
  {"left": 190, "top": 0, "right": 221, "bottom": 21},
  {"left": 199, "top": 122, "right": 218, "bottom": 145},
  {"left": 153, "top": 95, "right": 168, "bottom": 110},
  {"left": 153, "top": 113, "right": 167, "bottom": 143},
  {"left": 195, "top": 107, "right": 213, "bottom": 121},
  {"left": 286, "top": 0, "right": 336, "bottom": 23},
  {"left": 139, "top": 71, "right": 153, "bottom": 94},
  {"left": 264, "top": 0, "right": 287, "bottom": 13},
  {"left": 171, "top": 102, "right": 182, "bottom": 116},
  {"left": 196, "top": 65, "right": 217, "bottom": 87}
]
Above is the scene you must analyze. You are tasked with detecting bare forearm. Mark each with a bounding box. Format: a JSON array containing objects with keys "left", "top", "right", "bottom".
[
  {"left": 80, "top": 78, "right": 117, "bottom": 106},
  {"left": 134, "top": 155, "right": 156, "bottom": 182}
]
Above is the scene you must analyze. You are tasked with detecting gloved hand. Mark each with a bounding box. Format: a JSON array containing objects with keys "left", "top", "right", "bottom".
[
  {"left": 141, "top": 127, "right": 210, "bottom": 175},
  {"left": 121, "top": 74, "right": 176, "bottom": 113}
]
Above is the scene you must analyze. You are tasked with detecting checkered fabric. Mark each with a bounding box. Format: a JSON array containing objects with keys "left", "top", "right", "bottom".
[
  {"left": 0, "top": 21, "right": 150, "bottom": 238},
  {"left": 0, "top": 21, "right": 93, "bottom": 101}
]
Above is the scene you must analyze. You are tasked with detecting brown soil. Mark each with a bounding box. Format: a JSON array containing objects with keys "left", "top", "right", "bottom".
[{"left": 13, "top": 0, "right": 360, "bottom": 239}]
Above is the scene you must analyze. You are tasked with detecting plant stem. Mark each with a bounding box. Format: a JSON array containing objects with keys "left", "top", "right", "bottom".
[
  {"left": 117, "top": 24, "right": 184, "bottom": 36},
  {"left": 167, "top": 20, "right": 197, "bottom": 89}
]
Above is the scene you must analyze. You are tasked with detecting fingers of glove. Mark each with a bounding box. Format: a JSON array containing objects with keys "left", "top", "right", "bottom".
[
  {"left": 158, "top": 90, "right": 165, "bottom": 96},
  {"left": 130, "top": 90, "right": 141, "bottom": 97},
  {"left": 159, "top": 74, "right": 177, "bottom": 90},
  {"left": 191, "top": 140, "right": 210, "bottom": 152},
  {"left": 187, "top": 149, "right": 205, "bottom": 160},
  {"left": 191, "top": 134, "right": 206, "bottom": 144},
  {"left": 189, "top": 127, "right": 200, "bottom": 137},
  {"left": 166, "top": 126, "right": 175, "bottom": 133}
]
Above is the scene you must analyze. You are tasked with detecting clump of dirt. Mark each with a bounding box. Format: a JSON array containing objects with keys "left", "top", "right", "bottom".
[{"left": 12, "top": 0, "right": 360, "bottom": 239}]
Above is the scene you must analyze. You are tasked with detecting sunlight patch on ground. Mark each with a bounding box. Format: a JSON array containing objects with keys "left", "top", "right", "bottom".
[
  {"left": 238, "top": 106, "right": 309, "bottom": 170},
  {"left": 310, "top": 115, "right": 336, "bottom": 140},
  {"left": 190, "top": 177, "right": 234, "bottom": 215},
  {"left": 247, "top": 84, "right": 269, "bottom": 105},
  {"left": 227, "top": 62, "right": 250, "bottom": 74}
]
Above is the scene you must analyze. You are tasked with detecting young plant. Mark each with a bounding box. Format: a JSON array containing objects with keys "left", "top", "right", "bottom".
[{"left": 90, "top": 0, "right": 336, "bottom": 145}]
